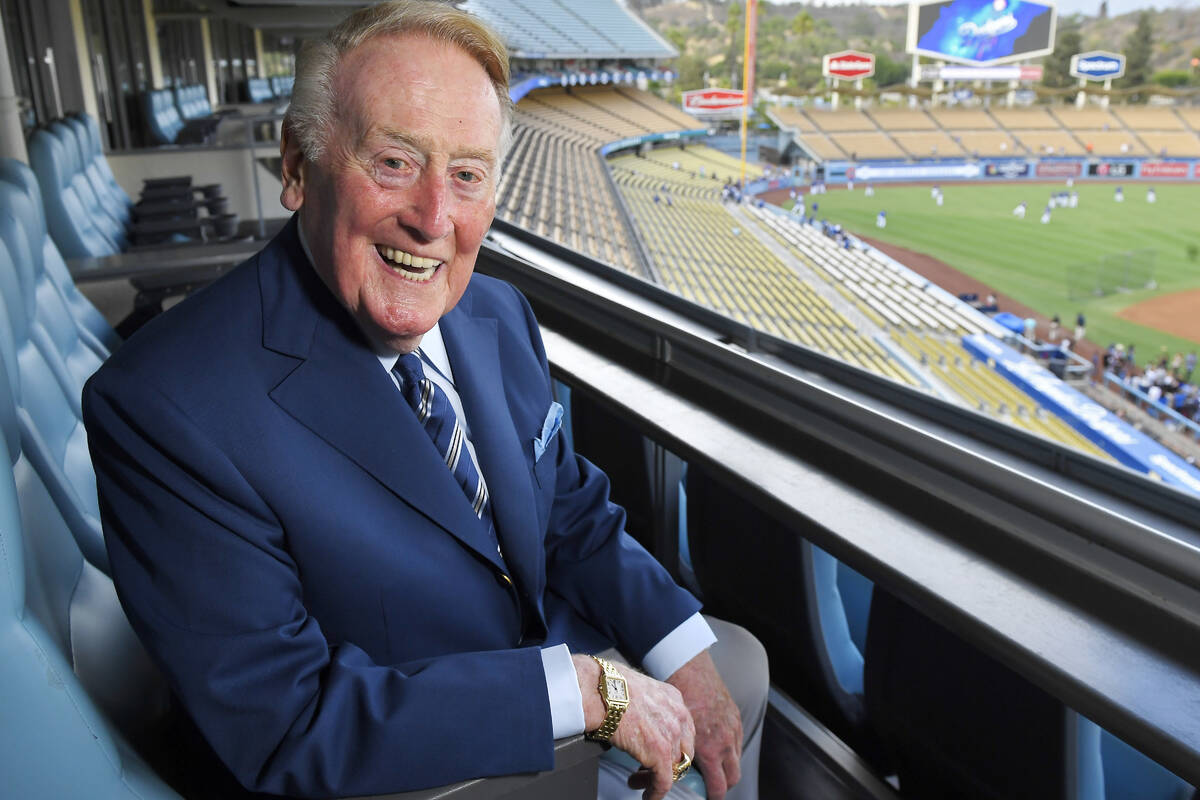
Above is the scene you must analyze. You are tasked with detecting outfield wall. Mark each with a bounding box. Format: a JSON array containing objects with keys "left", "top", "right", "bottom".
[
  {"left": 961, "top": 334, "right": 1200, "bottom": 496},
  {"left": 823, "top": 158, "right": 1200, "bottom": 185}
]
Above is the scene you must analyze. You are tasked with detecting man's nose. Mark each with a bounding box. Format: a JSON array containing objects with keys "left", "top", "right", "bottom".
[{"left": 402, "top": 169, "right": 453, "bottom": 242}]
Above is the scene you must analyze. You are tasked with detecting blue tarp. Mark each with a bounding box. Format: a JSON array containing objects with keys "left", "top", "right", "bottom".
[
  {"left": 961, "top": 334, "right": 1200, "bottom": 496},
  {"left": 992, "top": 312, "right": 1025, "bottom": 334}
]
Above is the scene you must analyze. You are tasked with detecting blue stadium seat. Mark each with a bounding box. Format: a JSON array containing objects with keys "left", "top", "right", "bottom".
[
  {"left": 0, "top": 158, "right": 121, "bottom": 353},
  {"left": 27, "top": 126, "right": 120, "bottom": 258},
  {"left": 0, "top": 218, "right": 107, "bottom": 574},
  {"left": 171, "top": 85, "right": 220, "bottom": 143},
  {"left": 865, "top": 589, "right": 1196, "bottom": 799},
  {"left": 46, "top": 121, "right": 127, "bottom": 248},
  {"left": 246, "top": 77, "right": 275, "bottom": 104},
  {"left": 0, "top": 258, "right": 177, "bottom": 798},
  {"left": 55, "top": 117, "right": 131, "bottom": 226},
  {"left": 143, "top": 88, "right": 184, "bottom": 145},
  {"left": 68, "top": 112, "right": 136, "bottom": 208},
  {"left": 685, "top": 466, "right": 886, "bottom": 763}
]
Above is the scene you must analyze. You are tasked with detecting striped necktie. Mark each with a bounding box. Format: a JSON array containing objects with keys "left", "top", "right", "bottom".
[{"left": 393, "top": 351, "right": 490, "bottom": 520}]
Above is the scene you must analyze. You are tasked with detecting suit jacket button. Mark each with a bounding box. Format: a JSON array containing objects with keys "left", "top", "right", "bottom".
[{"left": 499, "top": 573, "right": 513, "bottom": 587}]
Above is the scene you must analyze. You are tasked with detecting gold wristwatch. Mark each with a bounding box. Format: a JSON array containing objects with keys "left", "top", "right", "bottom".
[{"left": 587, "top": 656, "right": 630, "bottom": 742}]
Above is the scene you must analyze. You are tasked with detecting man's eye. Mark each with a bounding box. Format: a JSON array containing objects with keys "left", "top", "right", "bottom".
[
  {"left": 382, "top": 158, "right": 405, "bottom": 170},
  {"left": 456, "top": 170, "right": 480, "bottom": 183}
]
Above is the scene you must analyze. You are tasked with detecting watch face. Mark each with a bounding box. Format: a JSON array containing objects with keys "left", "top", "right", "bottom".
[{"left": 606, "top": 677, "right": 628, "bottom": 702}]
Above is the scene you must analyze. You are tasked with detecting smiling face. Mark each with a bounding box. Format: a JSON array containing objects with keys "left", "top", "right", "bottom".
[{"left": 280, "top": 33, "right": 502, "bottom": 353}]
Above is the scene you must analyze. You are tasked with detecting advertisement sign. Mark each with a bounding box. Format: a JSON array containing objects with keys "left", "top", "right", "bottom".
[
  {"left": 907, "top": 0, "right": 1057, "bottom": 66},
  {"left": 960, "top": 334, "right": 1200, "bottom": 496},
  {"left": 1140, "top": 162, "right": 1190, "bottom": 179},
  {"left": 823, "top": 50, "right": 876, "bottom": 80},
  {"left": 984, "top": 161, "right": 1031, "bottom": 178},
  {"left": 1069, "top": 51, "right": 1125, "bottom": 81},
  {"left": 682, "top": 88, "right": 746, "bottom": 115},
  {"left": 919, "top": 64, "right": 1044, "bottom": 81},
  {"left": 1036, "top": 161, "right": 1082, "bottom": 177},
  {"left": 853, "top": 162, "right": 981, "bottom": 181},
  {"left": 1089, "top": 162, "right": 1135, "bottom": 178}
]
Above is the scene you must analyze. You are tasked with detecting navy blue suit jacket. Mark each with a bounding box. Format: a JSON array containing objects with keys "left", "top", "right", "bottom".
[{"left": 83, "top": 218, "right": 701, "bottom": 797}]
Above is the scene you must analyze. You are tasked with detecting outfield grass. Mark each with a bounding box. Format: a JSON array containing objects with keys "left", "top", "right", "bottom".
[{"left": 791, "top": 182, "right": 1200, "bottom": 362}]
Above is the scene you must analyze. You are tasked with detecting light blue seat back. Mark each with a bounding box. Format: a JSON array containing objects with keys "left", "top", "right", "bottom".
[
  {"left": 0, "top": 158, "right": 121, "bottom": 353},
  {"left": 59, "top": 117, "right": 131, "bottom": 225},
  {"left": 0, "top": 275, "right": 177, "bottom": 798},
  {"left": 0, "top": 178, "right": 106, "bottom": 403},
  {"left": 73, "top": 113, "right": 133, "bottom": 209},
  {"left": 144, "top": 90, "right": 179, "bottom": 145},
  {"left": 47, "top": 122, "right": 126, "bottom": 249},
  {"left": 0, "top": 233, "right": 107, "bottom": 573},
  {"left": 27, "top": 127, "right": 117, "bottom": 258},
  {"left": 192, "top": 84, "right": 214, "bottom": 116},
  {"left": 247, "top": 77, "right": 274, "bottom": 103}
]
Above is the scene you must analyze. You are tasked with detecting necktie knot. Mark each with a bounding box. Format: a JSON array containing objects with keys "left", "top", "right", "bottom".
[{"left": 394, "top": 352, "right": 433, "bottom": 422}]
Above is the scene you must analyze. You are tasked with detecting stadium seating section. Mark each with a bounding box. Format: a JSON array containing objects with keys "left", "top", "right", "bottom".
[
  {"left": 771, "top": 104, "right": 1200, "bottom": 159},
  {"left": 461, "top": 0, "right": 673, "bottom": 59},
  {"left": 495, "top": 86, "right": 700, "bottom": 273},
  {"left": 495, "top": 85, "right": 1154, "bottom": 456}
]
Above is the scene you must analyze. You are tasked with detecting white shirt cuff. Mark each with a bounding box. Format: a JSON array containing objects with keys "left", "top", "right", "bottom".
[
  {"left": 541, "top": 644, "right": 585, "bottom": 739},
  {"left": 541, "top": 614, "right": 716, "bottom": 739},
  {"left": 641, "top": 612, "right": 717, "bottom": 681}
]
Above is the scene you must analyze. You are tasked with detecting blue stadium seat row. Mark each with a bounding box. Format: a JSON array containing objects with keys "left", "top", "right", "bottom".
[
  {"left": 172, "top": 83, "right": 214, "bottom": 123},
  {"left": 270, "top": 75, "right": 294, "bottom": 98},
  {"left": 28, "top": 113, "right": 235, "bottom": 258},
  {"left": 246, "top": 76, "right": 277, "bottom": 104},
  {"left": 0, "top": 160, "right": 180, "bottom": 797}
]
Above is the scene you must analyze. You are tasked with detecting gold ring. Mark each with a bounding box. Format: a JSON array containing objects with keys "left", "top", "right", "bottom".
[{"left": 672, "top": 751, "right": 692, "bottom": 782}]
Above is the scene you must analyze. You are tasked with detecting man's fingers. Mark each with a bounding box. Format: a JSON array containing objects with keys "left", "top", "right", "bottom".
[
  {"left": 627, "top": 765, "right": 672, "bottom": 800},
  {"left": 723, "top": 750, "right": 742, "bottom": 788}
]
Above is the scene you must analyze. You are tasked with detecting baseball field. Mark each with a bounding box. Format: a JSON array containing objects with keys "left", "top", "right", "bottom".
[{"left": 787, "top": 181, "right": 1200, "bottom": 365}]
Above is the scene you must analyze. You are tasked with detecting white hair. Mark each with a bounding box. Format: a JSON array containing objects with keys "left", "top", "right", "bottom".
[{"left": 284, "top": 0, "right": 513, "bottom": 169}]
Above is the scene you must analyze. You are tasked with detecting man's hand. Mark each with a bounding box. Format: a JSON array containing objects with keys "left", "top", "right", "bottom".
[
  {"left": 574, "top": 655, "right": 694, "bottom": 800},
  {"left": 667, "top": 651, "right": 743, "bottom": 800}
]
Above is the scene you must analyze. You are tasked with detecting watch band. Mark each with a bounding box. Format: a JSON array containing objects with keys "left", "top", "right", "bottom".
[{"left": 588, "top": 655, "right": 629, "bottom": 742}]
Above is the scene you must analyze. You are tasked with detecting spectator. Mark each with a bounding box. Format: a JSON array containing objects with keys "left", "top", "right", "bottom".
[
  {"left": 1075, "top": 312, "right": 1086, "bottom": 343},
  {"left": 1186, "top": 352, "right": 1196, "bottom": 382},
  {"left": 1049, "top": 314, "right": 1060, "bottom": 341}
]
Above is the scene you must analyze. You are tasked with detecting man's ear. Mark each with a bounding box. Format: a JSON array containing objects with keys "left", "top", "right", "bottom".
[{"left": 280, "top": 127, "right": 306, "bottom": 212}]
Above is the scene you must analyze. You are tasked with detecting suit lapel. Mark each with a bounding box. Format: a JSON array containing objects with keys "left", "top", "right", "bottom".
[
  {"left": 442, "top": 299, "right": 542, "bottom": 598},
  {"left": 261, "top": 223, "right": 504, "bottom": 571}
]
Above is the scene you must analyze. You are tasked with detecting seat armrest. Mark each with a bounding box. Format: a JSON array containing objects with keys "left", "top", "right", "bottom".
[{"left": 349, "top": 736, "right": 605, "bottom": 800}]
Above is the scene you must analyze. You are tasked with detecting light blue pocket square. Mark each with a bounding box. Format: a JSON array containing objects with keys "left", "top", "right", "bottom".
[{"left": 533, "top": 401, "right": 564, "bottom": 463}]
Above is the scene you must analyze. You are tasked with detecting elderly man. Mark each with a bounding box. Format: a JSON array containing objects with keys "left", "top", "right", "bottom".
[{"left": 83, "top": 3, "right": 766, "bottom": 800}]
